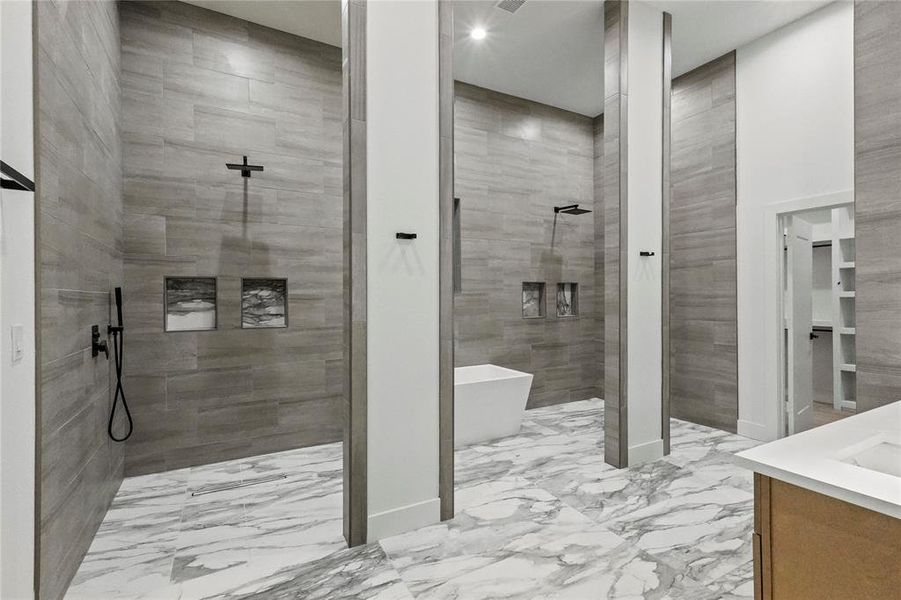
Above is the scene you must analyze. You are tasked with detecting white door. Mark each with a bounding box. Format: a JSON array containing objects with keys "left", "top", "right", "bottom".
[{"left": 786, "top": 216, "right": 814, "bottom": 434}]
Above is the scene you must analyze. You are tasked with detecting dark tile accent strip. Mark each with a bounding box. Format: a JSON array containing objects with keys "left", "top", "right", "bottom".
[
  {"left": 438, "top": 0, "right": 455, "bottom": 522},
  {"left": 604, "top": 0, "right": 629, "bottom": 468},
  {"left": 661, "top": 11, "right": 672, "bottom": 455}
]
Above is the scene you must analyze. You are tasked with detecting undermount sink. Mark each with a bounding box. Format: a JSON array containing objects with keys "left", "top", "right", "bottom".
[{"left": 840, "top": 440, "right": 901, "bottom": 478}]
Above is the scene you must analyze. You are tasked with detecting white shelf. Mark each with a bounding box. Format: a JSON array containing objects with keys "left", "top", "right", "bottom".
[{"left": 831, "top": 206, "right": 856, "bottom": 414}]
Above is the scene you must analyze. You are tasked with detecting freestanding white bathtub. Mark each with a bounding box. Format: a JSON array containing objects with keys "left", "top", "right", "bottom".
[{"left": 454, "top": 364, "right": 534, "bottom": 447}]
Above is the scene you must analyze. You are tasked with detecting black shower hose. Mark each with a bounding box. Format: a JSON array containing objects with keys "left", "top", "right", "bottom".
[{"left": 107, "top": 327, "right": 133, "bottom": 442}]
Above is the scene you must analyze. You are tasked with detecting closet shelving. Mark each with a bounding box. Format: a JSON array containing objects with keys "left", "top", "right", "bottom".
[{"left": 831, "top": 206, "right": 856, "bottom": 411}]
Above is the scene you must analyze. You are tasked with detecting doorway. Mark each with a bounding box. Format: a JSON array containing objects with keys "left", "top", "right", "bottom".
[{"left": 779, "top": 204, "right": 856, "bottom": 436}]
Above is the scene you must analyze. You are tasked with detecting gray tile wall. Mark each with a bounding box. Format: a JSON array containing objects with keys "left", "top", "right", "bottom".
[
  {"left": 854, "top": 1, "right": 901, "bottom": 412},
  {"left": 119, "top": 1, "right": 344, "bottom": 475},
  {"left": 669, "top": 52, "right": 738, "bottom": 432},
  {"left": 604, "top": 0, "right": 628, "bottom": 467},
  {"left": 453, "top": 82, "right": 602, "bottom": 408},
  {"left": 35, "top": 1, "right": 124, "bottom": 598}
]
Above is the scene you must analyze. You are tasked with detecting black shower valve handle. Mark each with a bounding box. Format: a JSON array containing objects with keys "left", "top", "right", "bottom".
[{"left": 91, "top": 325, "right": 109, "bottom": 359}]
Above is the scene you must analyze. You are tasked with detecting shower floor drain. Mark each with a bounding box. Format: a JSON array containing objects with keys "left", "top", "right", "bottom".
[{"left": 191, "top": 473, "right": 287, "bottom": 497}]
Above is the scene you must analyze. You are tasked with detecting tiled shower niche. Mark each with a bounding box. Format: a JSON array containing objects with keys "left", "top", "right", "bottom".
[
  {"left": 522, "top": 282, "right": 546, "bottom": 318},
  {"left": 556, "top": 283, "right": 579, "bottom": 317}
]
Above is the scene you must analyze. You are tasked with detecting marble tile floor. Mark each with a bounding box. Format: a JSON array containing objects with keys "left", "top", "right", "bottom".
[{"left": 66, "top": 399, "right": 763, "bottom": 599}]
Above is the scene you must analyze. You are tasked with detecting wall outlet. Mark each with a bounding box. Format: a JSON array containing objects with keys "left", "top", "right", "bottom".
[{"left": 10, "top": 324, "right": 24, "bottom": 363}]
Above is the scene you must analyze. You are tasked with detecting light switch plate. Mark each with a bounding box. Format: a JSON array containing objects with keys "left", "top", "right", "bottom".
[{"left": 10, "top": 324, "right": 24, "bottom": 363}]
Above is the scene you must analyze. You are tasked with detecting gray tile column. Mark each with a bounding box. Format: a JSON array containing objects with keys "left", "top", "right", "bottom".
[
  {"left": 854, "top": 0, "right": 901, "bottom": 412},
  {"left": 342, "top": 0, "right": 367, "bottom": 547},
  {"left": 603, "top": 0, "right": 629, "bottom": 468}
]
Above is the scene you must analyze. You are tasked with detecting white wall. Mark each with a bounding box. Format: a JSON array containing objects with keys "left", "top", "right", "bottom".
[
  {"left": 736, "top": 1, "right": 853, "bottom": 440},
  {"left": 365, "top": 0, "right": 441, "bottom": 540},
  {"left": 0, "top": 0, "right": 36, "bottom": 597},
  {"left": 626, "top": 1, "right": 664, "bottom": 464}
]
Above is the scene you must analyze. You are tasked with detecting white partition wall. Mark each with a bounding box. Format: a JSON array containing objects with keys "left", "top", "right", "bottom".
[
  {"left": 0, "top": 0, "right": 37, "bottom": 597},
  {"left": 736, "top": 2, "right": 854, "bottom": 440},
  {"left": 626, "top": 1, "right": 665, "bottom": 465},
  {"left": 365, "top": 0, "right": 441, "bottom": 541}
]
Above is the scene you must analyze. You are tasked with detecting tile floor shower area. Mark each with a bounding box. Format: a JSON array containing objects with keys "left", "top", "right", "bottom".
[{"left": 67, "top": 400, "right": 761, "bottom": 599}]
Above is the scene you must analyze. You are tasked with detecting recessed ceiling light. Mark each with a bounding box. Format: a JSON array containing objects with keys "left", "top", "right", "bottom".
[{"left": 470, "top": 27, "right": 487, "bottom": 41}]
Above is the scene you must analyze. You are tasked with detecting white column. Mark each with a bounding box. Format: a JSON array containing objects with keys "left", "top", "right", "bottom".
[
  {"left": 365, "top": 0, "right": 441, "bottom": 541},
  {"left": 625, "top": 1, "right": 664, "bottom": 465}
]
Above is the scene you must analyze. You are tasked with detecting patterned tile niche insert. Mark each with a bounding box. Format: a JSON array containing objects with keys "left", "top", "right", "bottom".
[
  {"left": 242, "top": 278, "right": 289, "bottom": 328},
  {"left": 522, "top": 282, "right": 546, "bottom": 319},
  {"left": 556, "top": 283, "right": 578, "bottom": 317},
  {"left": 165, "top": 277, "right": 217, "bottom": 332}
]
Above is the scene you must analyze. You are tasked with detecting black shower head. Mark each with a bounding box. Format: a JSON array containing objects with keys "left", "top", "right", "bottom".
[{"left": 554, "top": 204, "right": 592, "bottom": 215}]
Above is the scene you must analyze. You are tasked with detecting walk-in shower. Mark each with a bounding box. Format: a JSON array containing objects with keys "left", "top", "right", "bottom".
[{"left": 40, "top": 1, "right": 348, "bottom": 597}]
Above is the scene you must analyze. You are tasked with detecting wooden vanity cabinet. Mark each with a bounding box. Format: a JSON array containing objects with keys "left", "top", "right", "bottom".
[{"left": 753, "top": 473, "right": 901, "bottom": 599}]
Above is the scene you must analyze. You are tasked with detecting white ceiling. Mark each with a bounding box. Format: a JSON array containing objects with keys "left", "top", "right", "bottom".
[
  {"left": 182, "top": 0, "right": 342, "bottom": 48},
  {"left": 182, "top": 0, "right": 833, "bottom": 116},
  {"left": 653, "top": 1, "right": 832, "bottom": 78},
  {"left": 455, "top": 0, "right": 832, "bottom": 116}
]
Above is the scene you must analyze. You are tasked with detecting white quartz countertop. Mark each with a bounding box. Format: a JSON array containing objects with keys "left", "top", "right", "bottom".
[{"left": 736, "top": 401, "right": 901, "bottom": 519}]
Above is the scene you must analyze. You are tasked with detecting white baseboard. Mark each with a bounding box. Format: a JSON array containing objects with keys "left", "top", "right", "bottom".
[
  {"left": 737, "top": 419, "right": 776, "bottom": 442},
  {"left": 628, "top": 439, "right": 664, "bottom": 466},
  {"left": 367, "top": 497, "right": 441, "bottom": 542}
]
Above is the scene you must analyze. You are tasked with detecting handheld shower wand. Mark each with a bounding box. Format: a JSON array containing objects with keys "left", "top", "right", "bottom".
[{"left": 107, "top": 287, "right": 133, "bottom": 442}]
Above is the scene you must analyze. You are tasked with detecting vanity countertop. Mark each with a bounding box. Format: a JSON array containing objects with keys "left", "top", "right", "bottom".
[{"left": 736, "top": 401, "right": 901, "bottom": 519}]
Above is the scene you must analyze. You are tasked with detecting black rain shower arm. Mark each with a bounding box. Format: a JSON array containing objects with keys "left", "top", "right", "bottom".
[
  {"left": 226, "top": 155, "right": 264, "bottom": 178},
  {"left": 554, "top": 204, "right": 592, "bottom": 215}
]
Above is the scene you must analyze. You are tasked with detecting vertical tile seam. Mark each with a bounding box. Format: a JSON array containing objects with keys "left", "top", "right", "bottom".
[{"left": 661, "top": 11, "right": 672, "bottom": 456}]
